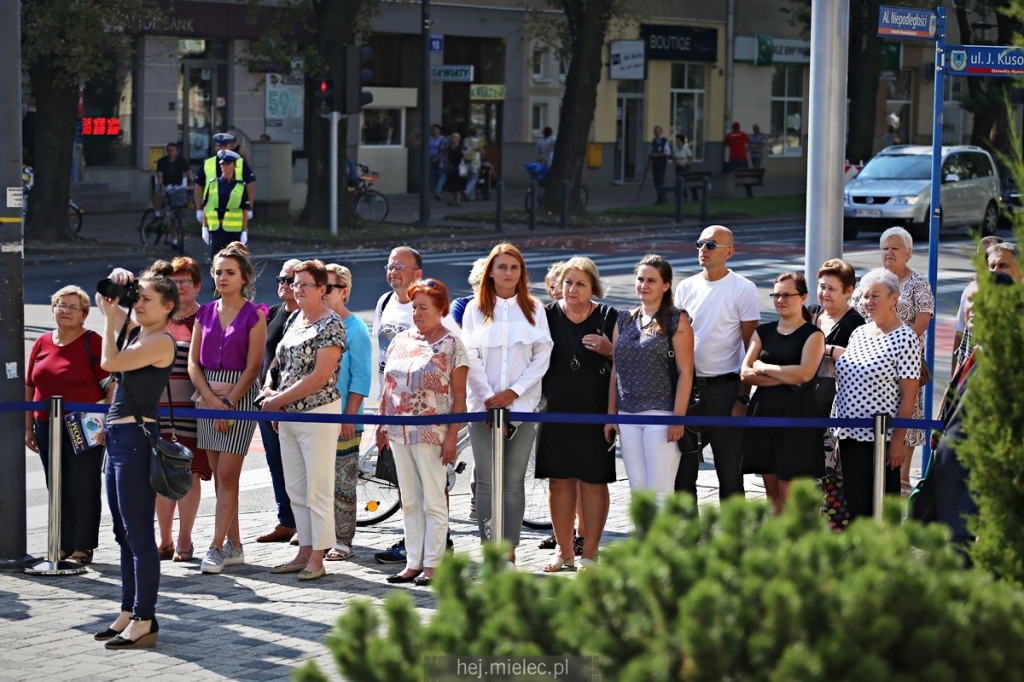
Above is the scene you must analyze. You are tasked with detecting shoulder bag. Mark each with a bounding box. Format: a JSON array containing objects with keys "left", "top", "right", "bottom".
[{"left": 122, "top": 375, "right": 194, "bottom": 501}]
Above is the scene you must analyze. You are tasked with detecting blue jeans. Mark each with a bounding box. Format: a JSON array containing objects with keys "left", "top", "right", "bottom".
[
  {"left": 259, "top": 419, "right": 295, "bottom": 528},
  {"left": 34, "top": 420, "right": 103, "bottom": 554},
  {"left": 104, "top": 422, "right": 160, "bottom": 619}
]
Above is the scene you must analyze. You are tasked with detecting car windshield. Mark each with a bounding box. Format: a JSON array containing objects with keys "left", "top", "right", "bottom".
[{"left": 857, "top": 154, "right": 932, "bottom": 180}]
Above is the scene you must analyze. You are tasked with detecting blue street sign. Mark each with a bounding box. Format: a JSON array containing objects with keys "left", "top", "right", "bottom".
[
  {"left": 947, "top": 44, "right": 1024, "bottom": 78},
  {"left": 877, "top": 5, "right": 937, "bottom": 40},
  {"left": 429, "top": 36, "right": 444, "bottom": 52}
]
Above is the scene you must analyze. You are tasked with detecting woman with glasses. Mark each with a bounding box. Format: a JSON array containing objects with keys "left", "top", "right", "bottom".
[
  {"left": 739, "top": 272, "right": 825, "bottom": 514},
  {"left": 25, "top": 285, "right": 113, "bottom": 565},
  {"left": 260, "top": 260, "right": 346, "bottom": 581},
  {"left": 324, "top": 263, "right": 372, "bottom": 563},
  {"left": 189, "top": 242, "right": 267, "bottom": 574},
  {"left": 378, "top": 278, "right": 468, "bottom": 586},
  {"left": 463, "top": 243, "right": 552, "bottom": 568},
  {"left": 605, "top": 254, "right": 694, "bottom": 506}
]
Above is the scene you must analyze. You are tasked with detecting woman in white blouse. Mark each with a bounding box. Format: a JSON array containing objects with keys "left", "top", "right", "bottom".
[{"left": 462, "top": 243, "right": 553, "bottom": 567}]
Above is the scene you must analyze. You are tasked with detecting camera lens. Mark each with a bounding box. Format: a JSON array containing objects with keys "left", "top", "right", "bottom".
[{"left": 96, "top": 278, "right": 127, "bottom": 300}]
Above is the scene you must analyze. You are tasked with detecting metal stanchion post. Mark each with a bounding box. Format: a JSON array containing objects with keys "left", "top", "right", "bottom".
[
  {"left": 701, "top": 177, "right": 711, "bottom": 222},
  {"left": 674, "top": 176, "right": 684, "bottom": 224},
  {"left": 495, "top": 180, "right": 504, "bottom": 232},
  {"left": 489, "top": 407, "right": 507, "bottom": 546},
  {"left": 560, "top": 179, "right": 569, "bottom": 229},
  {"left": 25, "top": 396, "right": 87, "bottom": 576},
  {"left": 872, "top": 413, "right": 891, "bottom": 522},
  {"left": 528, "top": 181, "right": 538, "bottom": 231}
]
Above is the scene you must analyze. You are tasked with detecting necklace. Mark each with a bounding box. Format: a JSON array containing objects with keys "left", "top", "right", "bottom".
[
  {"left": 563, "top": 304, "right": 592, "bottom": 371},
  {"left": 416, "top": 324, "right": 447, "bottom": 345},
  {"left": 173, "top": 303, "right": 200, "bottom": 322}
]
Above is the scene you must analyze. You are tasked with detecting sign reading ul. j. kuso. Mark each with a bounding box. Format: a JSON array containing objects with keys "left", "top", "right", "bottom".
[
  {"left": 433, "top": 65, "right": 474, "bottom": 82},
  {"left": 947, "top": 45, "right": 1024, "bottom": 78}
]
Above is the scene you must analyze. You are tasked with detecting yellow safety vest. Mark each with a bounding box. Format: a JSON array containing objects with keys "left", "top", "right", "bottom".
[
  {"left": 204, "top": 180, "right": 245, "bottom": 232},
  {"left": 202, "top": 155, "right": 247, "bottom": 202}
]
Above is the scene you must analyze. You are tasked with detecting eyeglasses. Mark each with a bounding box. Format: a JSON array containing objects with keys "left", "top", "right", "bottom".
[
  {"left": 54, "top": 303, "right": 82, "bottom": 313},
  {"left": 695, "top": 239, "right": 731, "bottom": 251},
  {"left": 386, "top": 263, "right": 418, "bottom": 272},
  {"left": 170, "top": 279, "right": 194, "bottom": 288},
  {"left": 276, "top": 276, "right": 294, "bottom": 285},
  {"left": 768, "top": 293, "right": 802, "bottom": 301},
  {"left": 290, "top": 281, "right": 321, "bottom": 291}
]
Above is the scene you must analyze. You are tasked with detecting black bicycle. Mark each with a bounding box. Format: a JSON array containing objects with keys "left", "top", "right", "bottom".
[
  {"left": 139, "top": 186, "right": 190, "bottom": 253},
  {"left": 523, "top": 162, "right": 588, "bottom": 212},
  {"left": 350, "top": 163, "right": 390, "bottom": 222}
]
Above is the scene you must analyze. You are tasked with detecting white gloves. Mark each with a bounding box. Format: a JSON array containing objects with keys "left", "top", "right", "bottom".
[
  {"left": 246, "top": 210, "right": 253, "bottom": 220},
  {"left": 196, "top": 210, "right": 204, "bottom": 224},
  {"left": 240, "top": 230, "right": 248, "bottom": 245},
  {"left": 201, "top": 227, "right": 211, "bottom": 245}
]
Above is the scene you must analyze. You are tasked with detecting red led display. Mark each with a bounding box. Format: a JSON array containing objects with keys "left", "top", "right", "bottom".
[{"left": 81, "top": 117, "right": 121, "bottom": 136}]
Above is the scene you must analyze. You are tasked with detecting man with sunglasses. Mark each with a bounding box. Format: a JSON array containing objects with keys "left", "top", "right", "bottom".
[
  {"left": 255, "top": 258, "right": 303, "bottom": 544},
  {"left": 674, "top": 225, "right": 759, "bottom": 500}
]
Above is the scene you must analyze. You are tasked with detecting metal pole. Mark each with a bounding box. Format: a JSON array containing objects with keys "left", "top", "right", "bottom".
[
  {"left": 0, "top": 0, "right": 30, "bottom": 569},
  {"left": 25, "top": 397, "right": 86, "bottom": 576},
  {"left": 417, "top": 0, "right": 431, "bottom": 225},
  {"left": 489, "top": 407, "right": 507, "bottom": 545},
  {"left": 803, "top": 0, "right": 850, "bottom": 283},
  {"left": 560, "top": 179, "right": 569, "bottom": 229},
  {"left": 495, "top": 180, "right": 504, "bottom": 232},
  {"left": 922, "top": 8, "right": 947, "bottom": 476},
  {"left": 528, "top": 181, "right": 538, "bottom": 231},
  {"left": 329, "top": 110, "right": 341, "bottom": 235},
  {"left": 872, "top": 413, "right": 891, "bottom": 522},
  {"left": 674, "top": 176, "right": 684, "bottom": 224}
]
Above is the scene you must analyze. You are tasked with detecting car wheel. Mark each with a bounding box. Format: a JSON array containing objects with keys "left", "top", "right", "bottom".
[
  {"left": 979, "top": 201, "right": 999, "bottom": 236},
  {"left": 909, "top": 221, "right": 928, "bottom": 241}
]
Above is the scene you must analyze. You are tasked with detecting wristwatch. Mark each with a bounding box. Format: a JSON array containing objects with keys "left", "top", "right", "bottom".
[
  {"left": 735, "top": 395, "right": 751, "bottom": 405},
  {"left": 221, "top": 397, "right": 233, "bottom": 409}
]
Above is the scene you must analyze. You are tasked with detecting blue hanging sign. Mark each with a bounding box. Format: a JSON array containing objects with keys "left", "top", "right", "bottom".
[
  {"left": 946, "top": 45, "right": 1024, "bottom": 78},
  {"left": 877, "top": 6, "right": 937, "bottom": 40}
]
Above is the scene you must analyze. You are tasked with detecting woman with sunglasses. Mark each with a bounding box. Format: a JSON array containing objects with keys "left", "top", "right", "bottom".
[
  {"left": 462, "top": 243, "right": 552, "bottom": 568},
  {"left": 740, "top": 272, "right": 825, "bottom": 514},
  {"left": 260, "top": 260, "right": 346, "bottom": 581}
]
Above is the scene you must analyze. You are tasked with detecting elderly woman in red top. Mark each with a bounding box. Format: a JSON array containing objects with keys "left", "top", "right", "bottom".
[{"left": 25, "top": 285, "right": 112, "bottom": 565}]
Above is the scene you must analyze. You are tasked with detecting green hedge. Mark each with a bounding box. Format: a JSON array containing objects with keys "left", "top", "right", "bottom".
[{"left": 295, "top": 484, "right": 1024, "bottom": 681}]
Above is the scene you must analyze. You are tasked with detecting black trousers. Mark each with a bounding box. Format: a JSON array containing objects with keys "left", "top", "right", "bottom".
[
  {"left": 652, "top": 157, "right": 667, "bottom": 203},
  {"left": 34, "top": 420, "right": 104, "bottom": 553},
  {"left": 837, "top": 438, "right": 901, "bottom": 521},
  {"left": 674, "top": 377, "right": 745, "bottom": 500}
]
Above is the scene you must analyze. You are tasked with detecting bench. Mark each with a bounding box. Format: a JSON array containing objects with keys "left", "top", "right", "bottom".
[
  {"left": 677, "top": 171, "right": 712, "bottom": 202},
  {"left": 733, "top": 167, "right": 765, "bottom": 197}
]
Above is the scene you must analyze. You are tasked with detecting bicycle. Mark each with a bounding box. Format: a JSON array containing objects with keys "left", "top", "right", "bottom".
[
  {"left": 22, "top": 166, "right": 83, "bottom": 234},
  {"left": 139, "top": 185, "right": 190, "bottom": 253},
  {"left": 523, "top": 162, "right": 589, "bottom": 212},
  {"left": 349, "top": 163, "right": 389, "bottom": 222}
]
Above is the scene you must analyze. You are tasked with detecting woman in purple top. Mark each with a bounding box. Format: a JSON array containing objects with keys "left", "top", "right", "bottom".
[{"left": 188, "top": 242, "right": 267, "bottom": 575}]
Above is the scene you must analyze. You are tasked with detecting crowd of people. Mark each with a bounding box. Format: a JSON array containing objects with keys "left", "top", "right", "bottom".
[
  {"left": 27, "top": 224, "right": 1015, "bottom": 647},
  {"left": 429, "top": 124, "right": 492, "bottom": 206}
]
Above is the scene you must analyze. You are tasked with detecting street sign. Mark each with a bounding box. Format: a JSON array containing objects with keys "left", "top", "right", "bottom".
[
  {"left": 877, "top": 5, "right": 937, "bottom": 40},
  {"left": 432, "top": 65, "right": 474, "bottom": 82},
  {"left": 947, "top": 44, "right": 1024, "bottom": 78},
  {"left": 429, "top": 36, "right": 443, "bottom": 52}
]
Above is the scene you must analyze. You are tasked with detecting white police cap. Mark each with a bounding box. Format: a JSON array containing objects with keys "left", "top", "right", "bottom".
[{"left": 217, "top": 149, "right": 241, "bottom": 163}]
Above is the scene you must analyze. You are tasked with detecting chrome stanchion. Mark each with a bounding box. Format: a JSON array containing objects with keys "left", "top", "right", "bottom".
[
  {"left": 489, "top": 407, "right": 507, "bottom": 545},
  {"left": 25, "top": 396, "right": 87, "bottom": 576},
  {"left": 872, "top": 413, "right": 891, "bottom": 522}
]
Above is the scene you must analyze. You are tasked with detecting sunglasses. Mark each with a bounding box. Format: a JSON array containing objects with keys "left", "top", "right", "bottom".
[
  {"left": 276, "top": 276, "right": 294, "bottom": 285},
  {"left": 695, "top": 239, "right": 731, "bottom": 251}
]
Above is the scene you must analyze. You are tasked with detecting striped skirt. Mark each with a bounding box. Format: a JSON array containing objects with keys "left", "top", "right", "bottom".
[{"left": 196, "top": 369, "right": 259, "bottom": 456}]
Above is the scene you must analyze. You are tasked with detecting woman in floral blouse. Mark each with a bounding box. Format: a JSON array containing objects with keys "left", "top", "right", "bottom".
[
  {"left": 260, "top": 260, "right": 346, "bottom": 582},
  {"left": 377, "top": 278, "right": 468, "bottom": 587}
]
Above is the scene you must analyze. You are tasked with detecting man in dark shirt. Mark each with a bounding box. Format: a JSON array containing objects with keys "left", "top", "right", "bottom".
[
  {"left": 154, "top": 142, "right": 194, "bottom": 217},
  {"left": 649, "top": 126, "right": 670, "bottom": 204}
]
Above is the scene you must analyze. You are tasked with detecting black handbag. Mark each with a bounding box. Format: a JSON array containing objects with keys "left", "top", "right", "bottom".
[
  {"left": 811, "top": 356, "right": 837, "bottom": 418},
  {"left": 122, "top": 376, "right": 194, "bottom": 501},
  {"left": 374, "top": 445, "right": 400, "bottom": 486}
]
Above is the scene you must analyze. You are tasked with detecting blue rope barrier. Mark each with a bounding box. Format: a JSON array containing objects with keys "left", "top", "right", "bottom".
[{"left": 2, "top": 400, "right": 944, "bottom": 430}]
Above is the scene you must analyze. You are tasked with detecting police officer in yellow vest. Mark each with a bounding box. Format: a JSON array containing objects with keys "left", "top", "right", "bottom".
[
  {"left": 201, "top": 150, "right": 250, "bottom": 258},
  {"left": 194, "top": 132, "right": 256, "bottom": 223}
]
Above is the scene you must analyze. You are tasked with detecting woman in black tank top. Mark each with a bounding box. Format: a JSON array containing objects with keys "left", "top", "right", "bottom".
[{"left": 93, "top": 261, "right": 178, "bottom": 649}]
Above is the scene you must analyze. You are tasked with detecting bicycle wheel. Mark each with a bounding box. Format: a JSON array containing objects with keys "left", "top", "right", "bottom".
[
  {"left": 68, "top": 202, "right": 83, "bottom": 234},
  {"left": 521, "top": 447, "right": 552, "bottom": 530},
  {"left": 356, "top": 189, "right": 389, "bottom": 222},
  {"left": 139, "top": 209, "right": 157, "bottom": 244},
  {"left": 170, "top": 210, "right": 185, "bottom": 253},
  {"left": 355, "top": 446, "right": 402, "bottom": 526}
]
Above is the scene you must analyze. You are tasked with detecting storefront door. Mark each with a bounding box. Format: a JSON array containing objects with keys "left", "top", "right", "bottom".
[
  {"left": 615, "top": 95, "right": 644, "bottom": 182},
  {"left": 469, "top": 101, "right": 502, "bottom": 179},
  {"left": 180, "top": 60, "right": 227, "bottom": 163}
]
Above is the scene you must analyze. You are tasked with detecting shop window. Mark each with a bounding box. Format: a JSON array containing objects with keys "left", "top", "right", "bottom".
[
  {"left": 361, "top": 108, "right": 404, "bottom": 147},
  {"left": 531, "top": 102, "right": 549, "bottom": 136},
  {"left": 77, "top": 37, "right": 135, "bottom": 167},
  {"left": 559, "top": 57, "right": 570, "bottom": 82},
  {"left": 670, "top": 63, "right": 705, "bottom": 162},
  {"left": 532, "top": 44, "right": 549, "bottom": 82},
  {"left": 882, "top": 68, "right": 912, "bottom": 146},
  {"left": 770, "top": 64, "right": 804, "bottom": 156}
]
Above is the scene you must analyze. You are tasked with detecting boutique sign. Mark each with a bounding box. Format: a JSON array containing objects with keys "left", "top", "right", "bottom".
[{"left": 640, "top": 24, "right": 718, "bottom": 62}]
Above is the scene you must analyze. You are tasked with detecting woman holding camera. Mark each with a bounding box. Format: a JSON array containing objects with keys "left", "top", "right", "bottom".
[
  {"left": 189, "top": 242, "right": 267, "bottom": 574},
  {"left": 93, "top": 262, "right": 178, "bottom": 648}
]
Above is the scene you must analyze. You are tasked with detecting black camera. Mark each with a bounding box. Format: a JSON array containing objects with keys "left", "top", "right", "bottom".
[{"left": 96, "top": 278, "right": 139, "bottom": 307}]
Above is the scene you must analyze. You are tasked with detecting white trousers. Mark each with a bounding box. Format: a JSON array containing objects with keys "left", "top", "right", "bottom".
[
  {"left": 618, "top": 410, "right": 680, "bottom": 505},
  {"left": 278, "top": 401, "right": 341, "bottom": 550},
  {"left": 391, "top": 442, "right": 450, "bottom": 570}
]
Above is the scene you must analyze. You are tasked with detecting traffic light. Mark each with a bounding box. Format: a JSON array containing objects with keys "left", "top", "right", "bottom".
[
  {"left": 314, "top": 77, "right": 334, "bottom": 111},
  {"left": 342, "top": 44, "right": 374, "bottom": 114}
]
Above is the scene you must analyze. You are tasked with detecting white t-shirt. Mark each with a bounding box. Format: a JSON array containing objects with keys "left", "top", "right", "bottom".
[{"left": 674, "top": 271, "right": 760, "bottom": 376}]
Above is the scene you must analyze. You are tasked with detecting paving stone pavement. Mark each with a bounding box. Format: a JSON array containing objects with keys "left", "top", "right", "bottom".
[{"left": 0, "top": 441, "right": 765, "bottom": 681}]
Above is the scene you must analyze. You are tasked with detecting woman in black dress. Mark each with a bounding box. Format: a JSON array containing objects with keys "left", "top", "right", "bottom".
[
  {"left": 536, "top": 257, "right": 617, "bottom": 571},
  {"left": 740, "top": 272, "right": 825, "bottom": 515},
  {"left": 442, "top": 132, "right": 468, "bottom": 206}
]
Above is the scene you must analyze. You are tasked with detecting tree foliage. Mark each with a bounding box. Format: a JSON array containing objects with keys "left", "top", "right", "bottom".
[
  {"left": 300, "top": 484, "right": 1024, "bottom": 681},
  {"left": 21, "top": 0, "right": 159, "bottom": 242}
]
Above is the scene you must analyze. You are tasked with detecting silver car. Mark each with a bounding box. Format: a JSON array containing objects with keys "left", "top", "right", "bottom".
[{"left": 843, "top": 145, "right": 1001, "bottom": 240}]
